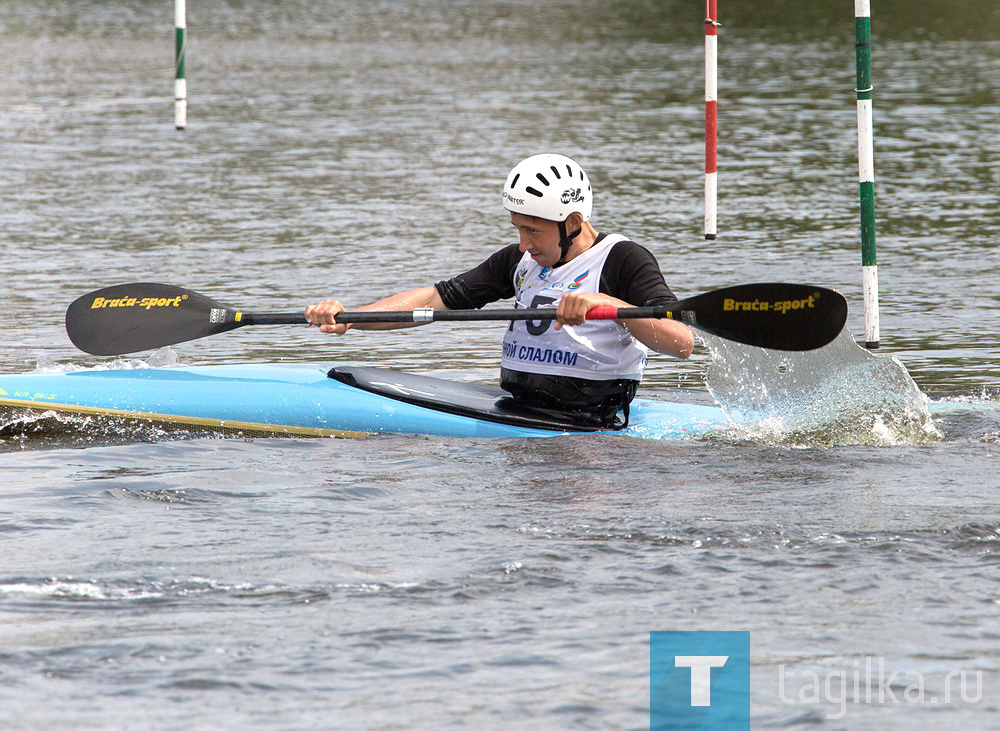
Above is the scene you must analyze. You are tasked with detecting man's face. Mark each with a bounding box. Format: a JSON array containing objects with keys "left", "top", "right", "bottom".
[{"left": 510, "top": 212, "right": 562, "bottom": 268}]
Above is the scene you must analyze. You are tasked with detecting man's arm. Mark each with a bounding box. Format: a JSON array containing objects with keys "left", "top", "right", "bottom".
[
  {"left": 554, "top": 291, "right": 694, "bottom": 358},
  {"left": 305, "top": 285, "right": 446, "bottom": 335},
  {"left": 307, "top": 245, "right": 522, "bottom": 335},
  {"left": 582, "top": 240, "right": 694, "bottom": 358}
]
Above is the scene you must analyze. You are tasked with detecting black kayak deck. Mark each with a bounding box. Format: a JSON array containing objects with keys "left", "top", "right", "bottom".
[{"left": 328, "top": 366, "right": 603, "bottom": 432}]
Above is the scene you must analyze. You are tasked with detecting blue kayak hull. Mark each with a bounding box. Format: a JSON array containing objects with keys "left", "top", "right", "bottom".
[{"left": 0, "top": 364, "right": 726, "bottom": 439}]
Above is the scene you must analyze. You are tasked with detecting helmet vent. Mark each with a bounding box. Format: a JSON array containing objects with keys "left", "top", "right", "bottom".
[
  {"left": 510, "top": 173, "right": 520, "bottom": 188},
  {"left": 549, "top": 166, "right": 562, "bottom": 180},
  {"left": 525, "top": 186, "right": 544, "bottom": 198},
  {"left": 535, "top": 172, "right": 550, "bottom": 186}
]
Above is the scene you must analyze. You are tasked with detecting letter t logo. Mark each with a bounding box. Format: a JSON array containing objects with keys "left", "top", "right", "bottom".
[{"left": 674, "top": 656, "right": 729, "bottom": 706}]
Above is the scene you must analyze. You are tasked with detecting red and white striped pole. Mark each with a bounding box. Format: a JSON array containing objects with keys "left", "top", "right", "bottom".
[{"left": 704, "top": 0, "right": 719, "bottom": 240}]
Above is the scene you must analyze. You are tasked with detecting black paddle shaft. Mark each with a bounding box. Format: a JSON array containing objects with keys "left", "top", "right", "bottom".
[{"left": 66, "top": 282, "right": 848, "bottom": 355}]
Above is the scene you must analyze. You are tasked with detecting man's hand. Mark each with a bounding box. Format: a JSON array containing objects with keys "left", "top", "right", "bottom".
[
  {"left": 554, "top": 291, "right": 620, "bottom": 330},
  {"left": 305, "top": 299, "right": 350, "bottom": 335},
  {"left": 554, "top": 291, "right": 694, "bottom": 358}
]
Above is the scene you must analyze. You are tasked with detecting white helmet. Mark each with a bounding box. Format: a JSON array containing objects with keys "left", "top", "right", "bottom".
[{"left": 502, "top": 154, "right": 592, "bottom": 223}]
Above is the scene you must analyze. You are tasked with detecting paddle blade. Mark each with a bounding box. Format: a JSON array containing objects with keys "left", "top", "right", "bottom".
[
  {"left": 66, "top": 283, "right": 243, "bottom": 355},
  {"left": 672, "top": 283, "right": 848, "bottom": 351}
]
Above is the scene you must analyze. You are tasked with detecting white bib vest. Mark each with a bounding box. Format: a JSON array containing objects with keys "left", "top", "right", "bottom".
[{"left": 500, "top": 234, "right": 649, "bottom": 381}]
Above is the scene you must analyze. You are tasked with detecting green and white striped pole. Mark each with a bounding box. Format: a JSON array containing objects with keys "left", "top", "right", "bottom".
[
  {"left": 174, "top": 0, "right": 187, "bottom": 130},
  {"left": 855, "top": 0, "right": 879, "bottom": 349}
]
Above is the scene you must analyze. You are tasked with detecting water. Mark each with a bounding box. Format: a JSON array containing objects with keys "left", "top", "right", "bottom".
[
  {"left": 703, "top": 330, "right": 942, "bottom": 446},
  {"left": 2, "top": 0, "right": 999, "bottom": 727}
]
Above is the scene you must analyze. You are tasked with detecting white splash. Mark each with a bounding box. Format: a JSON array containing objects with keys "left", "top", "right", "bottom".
[
  {"left": 30, "top": 347, "right": 181, "bottom": 375},
  {"left": 702, "top": 329, "right": 940, "bottom": 446}
]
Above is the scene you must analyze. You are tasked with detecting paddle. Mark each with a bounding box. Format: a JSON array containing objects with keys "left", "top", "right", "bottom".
[{"left": 65, "top": 282, "right": 848, "bottom": 356}]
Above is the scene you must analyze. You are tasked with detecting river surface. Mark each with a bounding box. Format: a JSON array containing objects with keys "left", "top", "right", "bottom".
[{"left": 1, "top": 1, "right": 999, "bottom": 727}]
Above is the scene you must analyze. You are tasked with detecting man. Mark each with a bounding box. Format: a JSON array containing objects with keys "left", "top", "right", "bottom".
[{"left": 305, "top": 153, "right": 693, "bottom": 428}]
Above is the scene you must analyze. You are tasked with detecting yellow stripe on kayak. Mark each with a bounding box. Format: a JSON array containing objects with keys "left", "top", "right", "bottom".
[{"left": 0, "top": 398, "right": 370, "bottom": 439}]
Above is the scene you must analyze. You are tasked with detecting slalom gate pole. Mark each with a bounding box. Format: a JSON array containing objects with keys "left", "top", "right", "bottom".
[
  {"left": 855, "top": 0, "right": 880, "bottom": 348},
  {"left": 704, "top": 0, "right": 719, "bottom": 240},
  {"left": 175, "top": 0, "right": 187, "bottom": 130}
]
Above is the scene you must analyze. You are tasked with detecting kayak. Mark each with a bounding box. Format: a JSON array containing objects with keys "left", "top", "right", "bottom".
[{"left": 0, "top": 363, "right": 727, "bottom": 440}]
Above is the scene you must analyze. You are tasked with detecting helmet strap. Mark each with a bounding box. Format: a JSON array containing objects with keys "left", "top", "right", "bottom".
[{"left": 556, "top": 220, "right": 582, "bottom": 264}]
